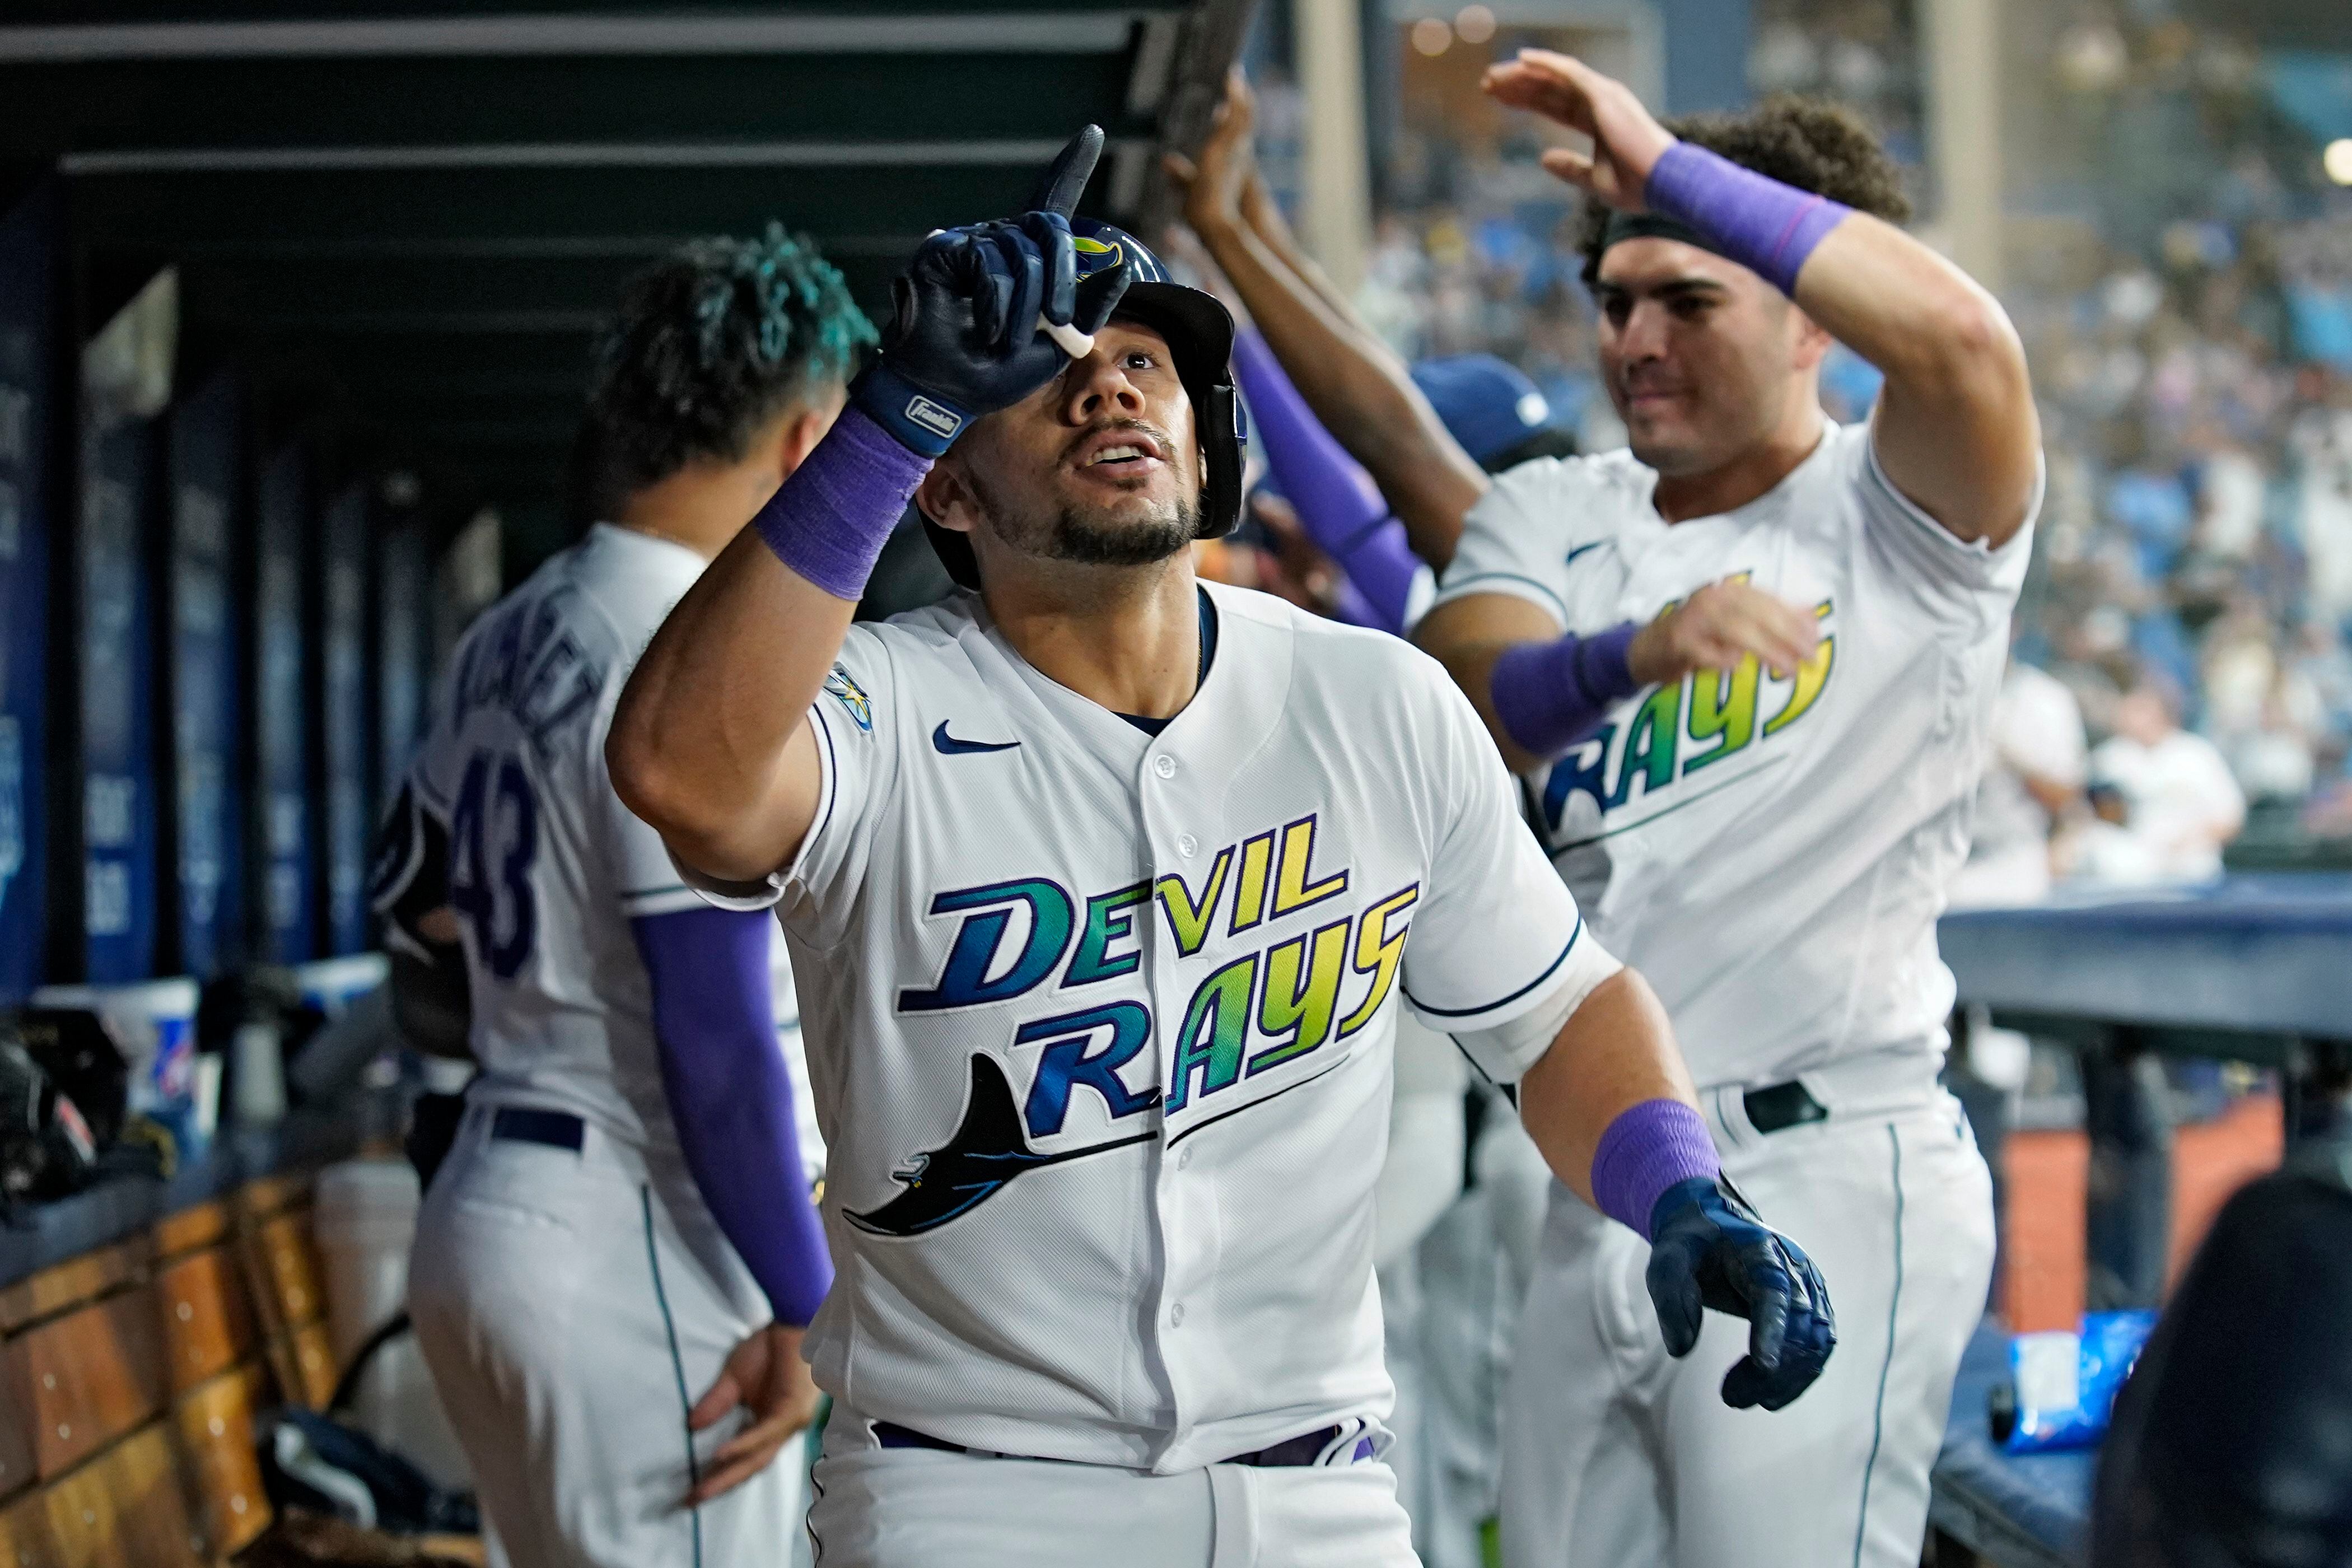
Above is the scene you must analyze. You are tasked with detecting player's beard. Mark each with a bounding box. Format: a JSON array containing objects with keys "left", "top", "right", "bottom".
[{"left": 969, "top": 438, "right": 1199, "bottom": 568}]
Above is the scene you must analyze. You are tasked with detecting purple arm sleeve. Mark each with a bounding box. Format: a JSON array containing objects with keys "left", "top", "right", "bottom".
[
  {"left": 1488, "top": 623, "right": 1641, "bottom": 758},
  {"left": 1644, "top": 142, "right": 1853, "bottom": 298},
  {"left": 632, "top": 906, "right": 831, "bottom": 1327},
  {"left": 1230, "top": 329, "right": 1426, "bottom": 636},
  {"left": 1590, "top": 1099, "right": 1721, "bottom": 1240},
  {"left": 750, "top": 404, "right": 935, "bottom": 601}
]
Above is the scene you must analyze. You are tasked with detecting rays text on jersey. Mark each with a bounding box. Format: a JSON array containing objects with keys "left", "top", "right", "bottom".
[{"left": 1542, "top": 596, "right": 1835, "bottom": 836}]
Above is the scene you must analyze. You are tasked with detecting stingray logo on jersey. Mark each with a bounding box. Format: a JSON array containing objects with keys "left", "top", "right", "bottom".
[
  {"left": 846, "top": 816, "right": 1416, "bottom": 1238},
  {"left": 1541, "top": 587, "right": 1836, "bottom": 843}
]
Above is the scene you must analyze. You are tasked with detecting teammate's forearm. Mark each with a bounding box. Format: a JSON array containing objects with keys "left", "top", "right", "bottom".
[
  {"left": 1230, "top": 329, "right": 1429, "bottom": 633},
  {"left": 611, "top": 407, "right": 928, "bottom": 878},
  {"left": 1190, "top": 214, "right": 1483, "bottom": 564},
  {"left": 1240, "top": 183, "right": 1368, "bottom": 341},
  {"left": 1487, "top": 624, "right": 1640, "bottom": 760},
  {"left": 636, "top": 908, "right": 832, "bottom": 1328},
  {"left": 1416, "top": 592, "right": 1639, "bottom": 774},
  {"left": 1518, "top": 968, "right": 1711, "bottom": 1225}
]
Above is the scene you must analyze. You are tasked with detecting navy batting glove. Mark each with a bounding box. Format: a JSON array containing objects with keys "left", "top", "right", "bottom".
[
  {"left": 1645, "top": 1175, "right": 1836, "bottom": 1411},
  {"left": 853, "top": 125, "right": 1131, "bottom": 456}
]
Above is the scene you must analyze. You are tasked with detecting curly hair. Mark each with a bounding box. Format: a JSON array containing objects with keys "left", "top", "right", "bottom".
[
  {"left": 573, "top": 225, "right": 877, "bottom": 518},
  {"left": 1575, "top": 96, "right": 1912, "bottom": 282}
]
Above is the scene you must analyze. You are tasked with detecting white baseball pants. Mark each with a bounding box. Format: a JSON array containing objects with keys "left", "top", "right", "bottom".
[
  {"left": 409, "top": 1103, "right": 805, "bottom": 1567},
  {"left": 806, "top": 1412, "right": 1419, "bottom": 1567},
  {"left": 1500, "top": 1060, "right": 1995, "bottom": 1568}
]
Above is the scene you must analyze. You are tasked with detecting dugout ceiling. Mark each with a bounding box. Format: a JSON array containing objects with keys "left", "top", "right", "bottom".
[{"left": 0, "top": 0, "right": 1253, "bottom": 516}]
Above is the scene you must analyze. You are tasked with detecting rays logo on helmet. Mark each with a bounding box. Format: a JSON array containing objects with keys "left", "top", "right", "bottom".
[{"left": 1072, "top": 234, "right": 1124, "bottom": 278}]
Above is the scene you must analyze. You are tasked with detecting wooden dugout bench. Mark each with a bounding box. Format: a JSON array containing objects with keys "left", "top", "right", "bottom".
[{"left": 0, "top": 1114, "right": 363, "bottom": 1567}]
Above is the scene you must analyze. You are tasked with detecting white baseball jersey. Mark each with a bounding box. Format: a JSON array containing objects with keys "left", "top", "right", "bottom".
[
  {"left": 401, "top": 522, "right": 727, "bottom": 1152},
  {"left": 391, "top": 521, "right": 816, "bottom": 1568},
  {"left": 1434, "top": 421, "right": 2037, "bottom": 1088},
  {"left": 684, "top": 581, "right": 1617, "bottom": 1473}
]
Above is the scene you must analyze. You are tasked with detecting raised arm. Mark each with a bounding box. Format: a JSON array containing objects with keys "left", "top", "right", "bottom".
[
  {"left": 609, "top": 130, "right": 1129, "bottom": 882},
  {"left": 1166, "top": 75, "right": 1486, "bottom": 565},
  {"left": 1485, "top": 49, "right": 2039, "bottom": 545},
  {"left": 1228, "top": 327, "right": 1431, "bottom": 634}
]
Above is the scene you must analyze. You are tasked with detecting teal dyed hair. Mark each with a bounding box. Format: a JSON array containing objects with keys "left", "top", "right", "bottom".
[{"left": 574, "top": 224, "right": 877, "bottom": 517}]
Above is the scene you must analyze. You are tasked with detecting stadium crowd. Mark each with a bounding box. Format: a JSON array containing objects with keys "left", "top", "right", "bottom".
[{"left": 1233, "top": 1, "right": 2352, "bottom": 887}]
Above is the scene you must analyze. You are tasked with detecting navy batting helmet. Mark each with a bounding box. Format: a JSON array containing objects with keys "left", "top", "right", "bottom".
[{"left": 921, "top": 216, "right": 1244, "bottom": 591}]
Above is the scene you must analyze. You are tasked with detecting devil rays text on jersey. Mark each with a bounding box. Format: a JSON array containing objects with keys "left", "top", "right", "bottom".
[{"left": 851, "top": 813, "right": 1418, "bottom": 1237}]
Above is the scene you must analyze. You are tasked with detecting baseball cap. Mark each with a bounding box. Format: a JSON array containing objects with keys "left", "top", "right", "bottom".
[{"left": 1410, "top": 354, "right": 1554, "bottom": 468}]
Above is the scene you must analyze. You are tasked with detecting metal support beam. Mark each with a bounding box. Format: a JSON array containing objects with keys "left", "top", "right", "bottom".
[
  {"left": 1293, "top": 0, "right": 1371, "bottom": 298},
  {"left": 1921, "top": 0, "right": 2004, "bottom": 291}
]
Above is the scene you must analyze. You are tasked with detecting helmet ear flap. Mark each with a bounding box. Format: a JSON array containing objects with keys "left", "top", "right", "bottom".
[{"left": 1196, "top": 383, "right": 1245, "bottom": 542}]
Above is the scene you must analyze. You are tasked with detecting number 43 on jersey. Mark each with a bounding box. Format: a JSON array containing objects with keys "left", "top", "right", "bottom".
[{"left": 447, "top": 749, "right": 540, "bottom": 979}]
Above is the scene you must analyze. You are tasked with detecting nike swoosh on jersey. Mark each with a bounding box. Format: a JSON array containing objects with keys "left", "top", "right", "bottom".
[
  {"left": 1564, "top": 541, "right": 1606, "bottom": 568},
  {"left": 844, "top": 1053, "right": 1152, "bottom": 1238},
  {"left": 932, "top": 721, "right": 1021, "bottom": 755}
]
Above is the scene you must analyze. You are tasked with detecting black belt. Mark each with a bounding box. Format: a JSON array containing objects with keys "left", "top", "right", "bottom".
[
  {"left": 1742, "top": 1080, "right": 1828, "bottom": 1135},
  {"left": 874, "top": 1421, "right": 1361, "bottom": 1469},
  {"left": 490, "top": 1107, "right": 585, "bottom": 1151}
]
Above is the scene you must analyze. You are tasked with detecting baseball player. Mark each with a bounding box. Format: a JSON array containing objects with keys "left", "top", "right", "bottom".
[
  {"left": 605, "top": 128, "right": 1833, "bottom": 1567},
  {"left": 1186, "top": 55, "right": 2041, "bottom": 1568},
  {"left": 375, "top": 228, "right": 872, "bottom": 1566}
]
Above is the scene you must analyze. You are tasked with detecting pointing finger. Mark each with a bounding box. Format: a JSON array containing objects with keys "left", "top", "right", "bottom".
[{"left": 1029, "top": 124, "right": 1104, "bottom": 219}]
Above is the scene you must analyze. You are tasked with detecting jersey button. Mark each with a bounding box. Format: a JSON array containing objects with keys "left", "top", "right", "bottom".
[
  {"left": 1170, "top": 1303, "right": 1187, "bottom": 1327},
  {"left": 1176, "top": 833, "right": 1199, "bottom": 858},
  {"left": 1152, "top": 754, "right": 1178, "bottom": 779},
  {"left": 1177, "top": 1146, "right": 1194, "bottom": 1170}
]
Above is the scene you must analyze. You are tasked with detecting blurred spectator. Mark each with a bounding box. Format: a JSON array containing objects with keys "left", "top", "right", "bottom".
[
  {"left": 2066, "top": 773, "right": 2171, "bottom": 887},
  {"left": 2087, "top": 681, "right": 2248, "bottom": 880},
  {"left": 1952, "top": 659, "right": 2090, "bottom": 907}
]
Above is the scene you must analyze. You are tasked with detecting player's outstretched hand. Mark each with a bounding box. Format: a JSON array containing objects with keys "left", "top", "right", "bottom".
[
  {"left": 1481, "top": 49, "right": 1674, "bottom": 211},
  {"left": 1645, "top": 1175, "right": 1836, "bottom": 1411},
  {"left": 1164, "top": 68, "right": 1257, "bottom": 238},
  {"left": 1627, "top": 578, "right": 1821, "bottom": 686},
  {"left": 683, "top": 1322, "right": 821, "bottom": 1505},
  {"left": 852, "top": 125, "right": 1132, "bottom": 456}
]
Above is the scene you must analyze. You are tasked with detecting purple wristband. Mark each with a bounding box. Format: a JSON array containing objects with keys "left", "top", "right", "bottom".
[
  {"left": 1644, "top": 142, "right": 1852, "bottom": 297},
  {"left": 1591, "top": 1098, "right": 1721, "bottom": 1240},
  {"left": 752, "top": 403, "right": 934, "bottom": 601},
  {"left": 1488, "top": 622, "right": 1640, "bottom": 758}
]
